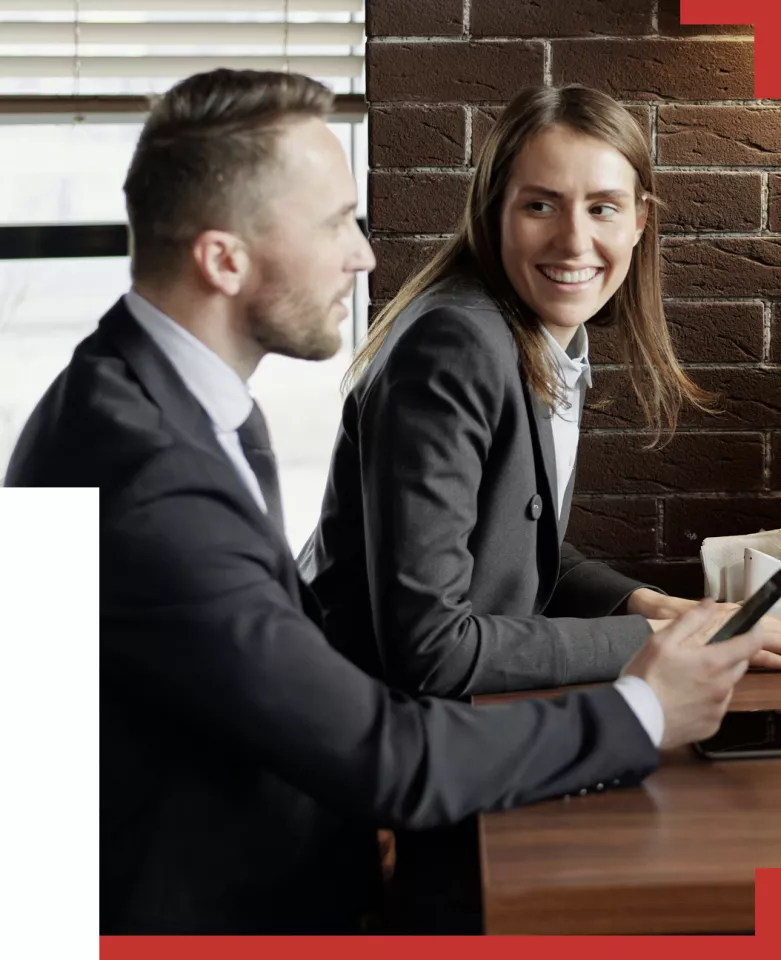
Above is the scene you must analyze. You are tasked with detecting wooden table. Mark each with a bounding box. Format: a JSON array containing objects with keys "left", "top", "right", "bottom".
[{"left": 477, "top": 674, "right": 781, "bottom": 935}]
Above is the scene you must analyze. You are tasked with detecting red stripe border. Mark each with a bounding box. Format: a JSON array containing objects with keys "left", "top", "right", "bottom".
[{"left": 99, "top": 868, "right": 781, "bottom": 960}]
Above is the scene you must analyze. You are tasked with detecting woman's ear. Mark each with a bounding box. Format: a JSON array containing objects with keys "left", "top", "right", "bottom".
[{"left": 634, "top": 195, "right": 649, "bottom": 247}]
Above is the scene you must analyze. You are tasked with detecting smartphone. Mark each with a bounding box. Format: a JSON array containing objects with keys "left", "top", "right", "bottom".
[
  {"left": 706, "top": 569, "right": 781, "bottom": 645},
  {"left": 693, "top": 710, "right": 781, "bottom": 760}
]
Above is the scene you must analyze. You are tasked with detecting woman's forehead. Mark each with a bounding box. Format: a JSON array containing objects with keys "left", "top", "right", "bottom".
[{"left": 504, "top": 126, "right": 638, "bottom": 199}]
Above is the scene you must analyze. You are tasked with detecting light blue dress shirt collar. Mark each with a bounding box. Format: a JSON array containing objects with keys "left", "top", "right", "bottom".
[{"left": 124, "top": 289, "right": 253, "bottom": 433}]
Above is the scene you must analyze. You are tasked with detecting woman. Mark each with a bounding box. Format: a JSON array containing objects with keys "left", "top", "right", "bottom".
[{"left": 299, "top": 84, "right": 779, "bottom": 698}]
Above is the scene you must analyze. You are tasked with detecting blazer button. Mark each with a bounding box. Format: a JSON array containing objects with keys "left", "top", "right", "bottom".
[{"left": 527, "top": 494, "right": 543, "bottom": 520}]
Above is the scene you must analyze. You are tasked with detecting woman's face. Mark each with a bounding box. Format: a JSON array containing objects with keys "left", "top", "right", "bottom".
[{"left": 499, "top": 123, "right": 648, "bottom": 346}]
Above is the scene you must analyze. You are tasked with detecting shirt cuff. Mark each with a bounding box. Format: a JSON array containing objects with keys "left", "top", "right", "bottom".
[{"left": 612, "top": 675, "right": 665, "bottom": 748}]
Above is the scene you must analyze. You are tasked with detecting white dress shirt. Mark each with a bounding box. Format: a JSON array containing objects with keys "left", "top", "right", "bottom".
[
  {"left": 539, "top": 323, "right": 592, "bottom": 519},
  {"left": 540, "top": 322, "right": 664, "bottom": 749},
  {"left": 124, "top": 290, "right": 269, "bottom": 516}
]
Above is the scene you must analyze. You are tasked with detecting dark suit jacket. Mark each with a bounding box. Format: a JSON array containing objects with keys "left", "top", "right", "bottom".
[
  {"left": 300, "top": 279, "right": 657, "bottom": 698},
  {"left": 5, "top": 298, "right": 657, "bottom": 934}
]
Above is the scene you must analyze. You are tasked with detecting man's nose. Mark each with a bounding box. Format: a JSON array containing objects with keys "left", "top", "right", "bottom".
[{"left": 352, "top": 229, "right": 376, "bottom": 274}]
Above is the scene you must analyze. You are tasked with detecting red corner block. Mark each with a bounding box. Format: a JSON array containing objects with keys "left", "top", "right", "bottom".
[{"left": 681, "top": 0, "right": 781, "bottom": 97}]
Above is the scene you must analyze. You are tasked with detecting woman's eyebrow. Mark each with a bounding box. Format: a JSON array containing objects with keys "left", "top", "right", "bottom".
[{"left": 517, "top": 185, "right": 631, "bottom": 200}]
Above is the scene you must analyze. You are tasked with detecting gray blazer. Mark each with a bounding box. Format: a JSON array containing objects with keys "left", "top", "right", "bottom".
[
  {"left": 300, "top": 278, "right": 657, "bottom": 698},
  {"left": 5, "top": 298, "right": 657, "bottom": 933}
]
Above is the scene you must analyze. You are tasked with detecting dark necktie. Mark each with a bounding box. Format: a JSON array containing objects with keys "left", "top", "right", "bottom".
[{"left": 237, "top": 403, "right": 285, "bottom": 533}]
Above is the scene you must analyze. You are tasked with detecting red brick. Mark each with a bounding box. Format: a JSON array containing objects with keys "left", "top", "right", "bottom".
[
  {"left": 370, "top": 106, "right": 466, "bottom": 168},
  {"left": 588, "top": 302, "right": 764, "bottom": 364},
  {"left": 369, "top": 171, "right": 470, "bottom": 232},
  {"left": 664, "top": 497, "right": 781, "bottom": 557},
  {"left": 624, "top": 105, "right": 654, "bottom": 145},
  {"left": 772, "top": 433, "right": 781, "bottom": 490},
  {"left": 583, "top": 368, "right": 781, "bottom": 430},
  {"left": 368, "top": 236, "right": 446, "bottom": 300},
  {"left": 471, "top": 103, "right": 651, "bottom": 166},
  {"left": 611, "top": 559, "right": 705, "bottom": 598},
  {"left": 656, "top": 172, "right": 761, "bottom": 234},
  {"left": 367, "top": 0, "right": 463, "bottom": 37},
  {"left": 770, "top": 174, "right": 781, "bottom": 232},
  {"left": 552, "top": 40, "right": 754, "bottom": 102},
  {"left": 471, "top": 106, "right": 503, "bottom": 166},
  {"left": 568, "top": 497, "right": 657, "bottom": 558},
  {"left": 657, "top": 0, "right": 753, "bottom": 37},
  {"left": 471, "top": 0, "right": 651, "bottom": 38},
  {"left": 367, "top": 41, "right": 544, "bottom": 103},
  {"left": 658, "top": 105, "right": 781, "bottom": 166},
  {"left": 577, "top": 432, "right": 764, "bottom": 494},
  {"left": 662, "top": 239, "right": 781, "bottom": 298}
]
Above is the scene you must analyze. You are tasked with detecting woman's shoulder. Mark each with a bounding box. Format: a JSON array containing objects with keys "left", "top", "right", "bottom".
[
  {"left": 393, "top": 277, "right": 515, "bottom": 352},
  {"left": 351, "top": 277, "right": 517, "bottom": 407}
]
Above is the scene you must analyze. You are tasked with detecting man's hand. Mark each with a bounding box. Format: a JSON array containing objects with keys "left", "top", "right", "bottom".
[
  {"left": 621, "top": 599, "right": 766, "bottom": 750},
  {"left": 627, "top": 587, "right": 781, "bottom": 671}
]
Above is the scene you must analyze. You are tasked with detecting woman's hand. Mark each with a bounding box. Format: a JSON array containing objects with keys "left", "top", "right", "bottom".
[{"left": 627, "top": 588, "right": 781, "bottom": 670}]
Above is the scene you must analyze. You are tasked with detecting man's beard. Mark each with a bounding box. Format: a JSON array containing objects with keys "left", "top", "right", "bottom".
[{"left": 247, "top": 295, "right": 343, "bottom": 362}]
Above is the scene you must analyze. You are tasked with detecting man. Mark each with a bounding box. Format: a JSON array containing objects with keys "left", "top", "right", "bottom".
[{"left": 4, "top": 70, "right": 763, "bottom": 934}]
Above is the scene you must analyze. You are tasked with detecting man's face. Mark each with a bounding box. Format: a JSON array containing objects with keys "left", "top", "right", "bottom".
[
  {"left": 499, "top": 123, "right": 647, "bottom": 347},
  {"left": 241, "top": 117, "right": 375, "bottom": 361}
]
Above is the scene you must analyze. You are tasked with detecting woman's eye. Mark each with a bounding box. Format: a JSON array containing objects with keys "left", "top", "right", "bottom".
[
  {"left": 526, "top": 201, "right": 554, "bottom": 213},
  {"left": 591, "top": 204, "right": 619, "bottom": 218}
]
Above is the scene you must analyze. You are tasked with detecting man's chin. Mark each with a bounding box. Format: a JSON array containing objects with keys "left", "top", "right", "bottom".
[
  {"left": 304, "top": 339, "right": 342, "bottom": 362},
  {"left": 278, "top": 330, "right": 342, "bottom": 363}
]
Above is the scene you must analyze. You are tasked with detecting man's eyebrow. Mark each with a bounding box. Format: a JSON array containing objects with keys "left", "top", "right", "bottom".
[
  {"left": 517, "top": 185, "right": 633, "bottom": 201},
  {"left": 323, "top": 202, "right": 358, "bottom": 223}
]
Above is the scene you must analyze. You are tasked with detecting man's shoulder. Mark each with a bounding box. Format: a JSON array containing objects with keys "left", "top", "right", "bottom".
[{"left": 5, "top": 325, "right": 172, "bottom": 493}]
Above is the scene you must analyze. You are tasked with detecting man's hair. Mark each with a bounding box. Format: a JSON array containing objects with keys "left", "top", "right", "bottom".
[{"left": 124, "top": 69, "right": 334, "bottom": 283}]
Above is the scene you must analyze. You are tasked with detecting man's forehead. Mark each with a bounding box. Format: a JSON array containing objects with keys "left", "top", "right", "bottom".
[
  {"left": 271, "top": 119, "right": 355, "bottom": 209},
  {"left": 276, "top": 117, "right": 345, "bottom": 172}
]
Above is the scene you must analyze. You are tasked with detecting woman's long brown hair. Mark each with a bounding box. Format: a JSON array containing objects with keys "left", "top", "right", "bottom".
[{"left": 346, "top": 85, "right": 715, "bottom": 445}]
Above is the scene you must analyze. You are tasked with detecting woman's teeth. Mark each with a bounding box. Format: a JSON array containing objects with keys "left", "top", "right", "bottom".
[{"left": 539, "top": 266, "right": 600, "bottom": 284}]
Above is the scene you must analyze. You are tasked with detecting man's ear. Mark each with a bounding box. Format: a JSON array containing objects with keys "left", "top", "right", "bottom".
[
  {"left": 634, "top": 195, "right": 649, "bottom": 247},
  {"left": 191, "top": 230, "right": 251, "bottom": 296}
]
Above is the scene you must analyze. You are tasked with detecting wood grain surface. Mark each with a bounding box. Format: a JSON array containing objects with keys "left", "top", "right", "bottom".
[{"left": 477, "top": 674, "right": 781, "bottom": 934}]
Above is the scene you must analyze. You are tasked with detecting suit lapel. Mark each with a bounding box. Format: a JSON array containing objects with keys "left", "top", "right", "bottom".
[
  {"left": 99, "top": 299, "right": 277, "bottom": 534},
  {"left": 100, "top": 299, "right": 218, "bottom": 452},
  {"left": 527, "top": 387, "right": 558, "bottom": 516},
  {"left": 522, "top": 382, "right": 560, "bottom": 609},
  {"left": 558, "top": 472, "right": 575, "bottom": 540},
  {"left": 558, "top": 384, "right": 588, "bottom": 539}
]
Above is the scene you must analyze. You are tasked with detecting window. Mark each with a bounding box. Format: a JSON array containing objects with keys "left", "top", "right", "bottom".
[
  {"left": 0, "top": 1, "right": 365, "bottom": 97},
  {"left": 0, "top": 3, "right": 368, "bottom": 555}
]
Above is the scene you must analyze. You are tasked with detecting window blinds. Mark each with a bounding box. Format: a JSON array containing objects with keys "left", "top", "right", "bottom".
[{"left": 0, "top": 1, "right": 365, "bottom": 94}]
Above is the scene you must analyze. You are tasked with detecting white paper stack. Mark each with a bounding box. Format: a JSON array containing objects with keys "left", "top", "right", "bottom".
[{"left": 700, "top": 528, "right": 781, "bottom": 616}]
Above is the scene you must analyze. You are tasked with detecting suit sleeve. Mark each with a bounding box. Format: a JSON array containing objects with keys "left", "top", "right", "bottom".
[
  {"left": 546, "top": 541, "right": 665, "bottom": 618},
  {"left": 356, "top": 308, "right": 654, "bottom": 698},
  {"left": 101, "top": 449, "right": 657, "bottom": 829}
]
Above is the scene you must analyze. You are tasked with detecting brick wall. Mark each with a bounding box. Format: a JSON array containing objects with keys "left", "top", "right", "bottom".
[{"left": 365, "top": 0, "right": 781, "bottom": 598}]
